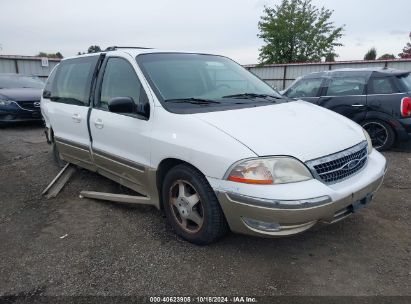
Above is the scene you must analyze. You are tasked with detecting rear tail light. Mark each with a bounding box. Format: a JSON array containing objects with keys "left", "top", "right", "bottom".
[{"left": 401, "top": 97, "right": 411, "bottom": 117}]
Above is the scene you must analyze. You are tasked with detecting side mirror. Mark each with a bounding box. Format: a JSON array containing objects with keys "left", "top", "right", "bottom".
[{"left": 108, "top": 97, "right": 134, "bottom": 114}]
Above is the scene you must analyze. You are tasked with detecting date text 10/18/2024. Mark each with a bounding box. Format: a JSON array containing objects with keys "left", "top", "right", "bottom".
[{"left": 149, "top": 296, "right": 258, "bottom": 303}]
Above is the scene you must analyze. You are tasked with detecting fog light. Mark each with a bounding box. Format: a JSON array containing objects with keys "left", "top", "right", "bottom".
[{"left": 242, "top": 217, "right": 281, "bottom": 232}]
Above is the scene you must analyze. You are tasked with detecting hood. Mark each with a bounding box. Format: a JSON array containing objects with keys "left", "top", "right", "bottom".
[
  {"left": 0, "top": 88, "right": 42, "bottom": 102},
  {"left": 194, "top": 100, "right": 365, "bottom": 162}
]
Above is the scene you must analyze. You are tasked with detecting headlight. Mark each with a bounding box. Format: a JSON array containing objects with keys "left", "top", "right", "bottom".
[
  {"left": 0, "top": 99, "right": 13, "bottom": 106},
  {"left": 363, "top": 128, "right": 373, "bottom": 154},
  {"left": 226, "top": 157, "right": 313, "bottom": 185}
]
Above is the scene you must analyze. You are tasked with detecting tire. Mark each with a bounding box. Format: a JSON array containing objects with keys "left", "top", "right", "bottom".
[
  {"left": 361, "top": 119, "right": 395, "bottom": 151},
  {"left": 162, "top": 164, "right": 228, "bottom": 245},
  {"left": 52, "top": 139, "right": 66, "bottom": 168}
]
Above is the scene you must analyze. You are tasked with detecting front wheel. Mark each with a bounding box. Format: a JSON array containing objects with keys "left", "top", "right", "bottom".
[
  {"left": 361, "top": 119, "right": 395, "bottom": 151},
  {"left": 162, "top": 164, "right": 228, "bottom": 245}
]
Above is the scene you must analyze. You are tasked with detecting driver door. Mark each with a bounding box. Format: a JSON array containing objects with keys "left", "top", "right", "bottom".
[{"left": 89, "top": 55, "right": 152, "bottom": 194}]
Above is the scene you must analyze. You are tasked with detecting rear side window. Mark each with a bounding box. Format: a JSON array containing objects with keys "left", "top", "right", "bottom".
[
  {"left": 286, "top": 78, "right": 323, "bottom": 98},
  {"left": 369, "top": 77, "right": 396, "bottom": 94},
  {"left": 396, "top": 73, "right": 411, "bottom": 91},
  {"left": 52, "top": 56, "right": 98, "bottom": 106},
  {"left": 326, "top": 76, "right": 366, "bottom": 96}
]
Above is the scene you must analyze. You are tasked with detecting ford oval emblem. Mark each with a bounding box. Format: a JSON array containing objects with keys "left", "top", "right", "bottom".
[{"left": 343, "top": 159, "right": 361, "bottom": 171}]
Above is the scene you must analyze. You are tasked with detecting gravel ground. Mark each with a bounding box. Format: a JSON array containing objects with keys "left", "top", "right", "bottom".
[{"left": 0, "top": 124, "right": 410, "bottom": 297}]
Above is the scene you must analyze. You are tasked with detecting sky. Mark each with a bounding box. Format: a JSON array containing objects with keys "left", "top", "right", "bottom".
[{"left": 0, "top": 0, "right": 410, "bottom": 64}]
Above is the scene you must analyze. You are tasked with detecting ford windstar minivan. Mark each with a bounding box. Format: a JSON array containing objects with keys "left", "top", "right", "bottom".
[{"left": 41, "top": 47, "right": 387, "bottom": 244}]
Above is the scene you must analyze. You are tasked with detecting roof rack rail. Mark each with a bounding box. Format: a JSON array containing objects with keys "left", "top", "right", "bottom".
[{"left": 104, "top": 46, "right": 153, "bottom": 51}]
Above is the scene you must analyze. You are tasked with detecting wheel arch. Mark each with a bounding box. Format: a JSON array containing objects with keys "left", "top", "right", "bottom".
[
  {"left": 363, "top": 111, "right": 402, "bottom": 138},
  {"left": 365, "top": 111, "right": 399, "bottom": 131},
  {"left": 155, "top": 158, "right": 208, "bottom": 211}
]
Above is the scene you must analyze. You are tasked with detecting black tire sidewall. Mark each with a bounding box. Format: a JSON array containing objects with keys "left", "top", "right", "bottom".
[
  {"left": 361, "top": 119, "right": 395, "bottom": 151},
  {"left": 162, "top": 164, "right": 226, "bottom": 245}
]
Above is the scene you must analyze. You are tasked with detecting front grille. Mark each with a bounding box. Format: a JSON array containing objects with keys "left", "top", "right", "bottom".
[
  {"left": 15, "top": 100, "right": 40, "bottom": 111},
  {"left": 306, "top": 141, "right": 368, "bottom": 184}
]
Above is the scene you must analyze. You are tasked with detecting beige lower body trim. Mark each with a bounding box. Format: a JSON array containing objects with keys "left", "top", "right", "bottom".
[{"left": 54, "top": 137, "right": 160, "bottom": 209}]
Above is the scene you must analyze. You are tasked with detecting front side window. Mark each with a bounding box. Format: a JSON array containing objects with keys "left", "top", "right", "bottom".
[
  {"left": 369, "top": 77, "right": 396, "bottom": 94},
  {"left": 53, "top": 56, "right": 98, "bottom": 105},
  {"left": 100, "top": 57, "right": 143, "bottom": 110},
  {"left": 326, "top": 76, "right": 366, "bottom": 96},
  {"left": 286, "top": 78, "right": 323, "bottom": 98},
  {"left": 136, "top": 53, "right": 286, "bottom": 113}
]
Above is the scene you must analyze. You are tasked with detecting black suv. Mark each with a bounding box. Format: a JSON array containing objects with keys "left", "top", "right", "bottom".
[{"left": 282, "top": 68, "right": 411, "bottom": 150}]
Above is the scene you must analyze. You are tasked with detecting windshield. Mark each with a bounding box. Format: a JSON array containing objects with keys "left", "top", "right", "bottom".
[
  {"left": 397, "top": 73, "right": 411, "bottom": 91},
  {"left": 136, "top": 53, "right": 282, "bottom": 103},
  {"left": 0, "top": 75, "right": 44, "bottom": 89}
]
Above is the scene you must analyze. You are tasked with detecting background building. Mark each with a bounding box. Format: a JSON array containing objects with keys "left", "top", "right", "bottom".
[
  {"left": 1, "top": 54, "right": 410, "bottom": 89},
  {"left": 0, "top": 55, "right": 61, "bottom": 81},
  {"left": 245, "top": 58, "right": 411, "bottom": 90}
]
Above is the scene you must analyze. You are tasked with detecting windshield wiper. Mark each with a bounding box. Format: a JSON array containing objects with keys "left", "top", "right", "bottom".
[
  {"left": 222, "top": 93, "right": 283, "bottom": 100},
  {"left": 164, "top": 98, "right": 221, "bottom": 105}
]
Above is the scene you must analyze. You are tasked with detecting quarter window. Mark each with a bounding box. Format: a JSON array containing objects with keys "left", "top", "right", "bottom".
[
  {"left": 396, "top": 73, "right": 411, "bottom": 91},
  {"left": 369, "top": 77, "right": 396, "bottom": 94},
  {"left": 326, "top": 77, "right": 366, "bottom": 96},
  {"left": 286, "top": 78, "right": 323, "bottom": 98},
  {"left": 100, "top": 58, "right": 143, "bottom": 110},
  {"left": 53, "top": 56, "right": 98, "bottom": 105}
]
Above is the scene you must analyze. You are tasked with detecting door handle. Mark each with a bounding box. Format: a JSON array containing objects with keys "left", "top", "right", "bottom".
[
  {"left": 94, "top": 118, "right": 104, "bottom": 129},
  {"left": 351, "top": 104, "right": 365, "bottom": 107},
  {"left": 72, "top": 113, "right": 81, "bottom": 123}
]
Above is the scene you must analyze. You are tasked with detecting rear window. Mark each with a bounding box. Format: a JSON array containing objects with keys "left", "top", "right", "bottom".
[
  {"left": 52, "top": 56, "right": 98, "bottom": 106},
  {"left": 396, "top": 73, "right": 411, "bottom": 91}
]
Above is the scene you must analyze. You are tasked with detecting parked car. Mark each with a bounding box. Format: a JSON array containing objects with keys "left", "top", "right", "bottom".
[
  {"left": 0, "top": 73, "right": 44, "bottom": 124},
  {"left": 41, "top": 48, "right": 387, "bottom": 244},
  {"left": 282, "top": 68, "right": 411, "bottom": 150}
]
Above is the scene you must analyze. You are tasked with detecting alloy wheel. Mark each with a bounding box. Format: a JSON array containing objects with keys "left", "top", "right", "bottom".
[
  {"left": 168, "top": 180, "right": 204, "bottom": 233},
  {"left": 362, "top": 121, "right": 388, "bottom": 150}
]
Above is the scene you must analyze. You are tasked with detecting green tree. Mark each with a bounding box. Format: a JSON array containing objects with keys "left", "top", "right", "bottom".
[
  {"left": 378, "top": 53, "right": 395, "bottom": 60},
  {"left": 36, "top": 52, "right": 63, "bottom": 58},
  {"left": 257, "top": 0, "right": 344, "bottom": 64},
  {"left": 87, "top": 45, "right": 102, "bottom": 53},
  {"left": 398, "top": 32, "right": 411, "bottom": 59},
  {"left": 325, "top": 52, "right": 338, "bottom": 62},
  {"left": 364, "top": 47, "right": 377, "bottom": 60}
]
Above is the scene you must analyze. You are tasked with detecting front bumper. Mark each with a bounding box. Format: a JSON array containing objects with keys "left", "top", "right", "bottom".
[
  {"left": 0, "top": 103, "right": 42, "bottom": 123},
  {"left": 209, "top": 149, "right": 387, "bottom": 237}
]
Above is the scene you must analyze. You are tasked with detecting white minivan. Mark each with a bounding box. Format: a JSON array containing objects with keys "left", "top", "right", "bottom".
[{"left": 41, "top": 47, "right": 387, "bottom": 244}]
